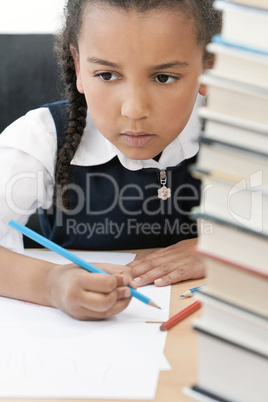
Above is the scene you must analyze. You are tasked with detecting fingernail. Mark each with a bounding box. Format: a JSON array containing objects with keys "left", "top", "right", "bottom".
[
  {"left": 122, "top": 276, "right": 128, "bottom": 285},
  {"left": 134, "top": 277, "right": 141, "bottom": 283},
  {"left": 124, "top": 288, "right": 131, "bottom": 298},
  {"left": 154, "top": 278, "right": 163, "bottom": 285}
]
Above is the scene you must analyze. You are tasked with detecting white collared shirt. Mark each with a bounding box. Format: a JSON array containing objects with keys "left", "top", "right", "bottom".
[{"left": 0, "top": 94, "right": 204, "bottom": 250}]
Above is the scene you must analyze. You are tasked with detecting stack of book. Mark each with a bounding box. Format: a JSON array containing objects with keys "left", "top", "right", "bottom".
[{"left": 185, "top": 1, "right": 268, "bottom": 401}]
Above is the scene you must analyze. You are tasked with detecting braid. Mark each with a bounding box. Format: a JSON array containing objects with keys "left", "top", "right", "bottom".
[{"left": 53, "top": 27, "right": 87, "bottom": 209}]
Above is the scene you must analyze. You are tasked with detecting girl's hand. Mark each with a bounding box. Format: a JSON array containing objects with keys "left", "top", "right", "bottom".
[
  {"left": 129, "top": 238, "right": 204, "bottom": 287},
  {"left": 47, "top": 263, "right": 136, "bottom": 320}
]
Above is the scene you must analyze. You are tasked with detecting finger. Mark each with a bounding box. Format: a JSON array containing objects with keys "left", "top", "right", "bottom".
[
  {"left": 138, "top": 238, "right": 197, "bottom": 260},
  {"left": 131, "top": 251, "right": 177, "bottom": 279},
  {"left": 154, "top": 259, "right": 205, "bottom": 286},
  {"left": 128, "top": 247, "right": 178, "bottom": 270},
  {"left": 116, "top": 286, "right": 133, "bottom": 299},
  {"left": 97, "top": 297, "right": 132, "bottom": 318},
  {"left": 154, "top": 265, "right": 188, "bottom": 286},
  {"left": 134, "top": 259, "right": 180, "bottom": 287},
  {"left": 72, "top": 297, "right": 133, "bottom": 321},
  {"left": 79, "top": 285, "right": 132, "bottom": 313},
  {"left": 131, "top": 239, "right": 198, "bottom": 277},
  {"left": 128, "top": 254, "right": 155, "bottom": 268},
  {"left": 113, "top": 274, "right": 137, "bottom": 290},
  {"left": 93, "top": 263, "right": 132, "bottom": 276},
  {"left": 129, "top": 239, "right": 198, "bottom": 271},
  {"left": 132, "top": 251, "right": 198, "bottom": 286},
  {"left": 80, "top": 272, "right": 119, "bottom": 293},
  {"left": 93, "top": 263, "right": 135, "bottom": 283},
  {"left": 130, "top": 257, "right": 158, "bottom": 278},
  {"left": 80, "top": 271, "right": 136, "bottom": 293}
]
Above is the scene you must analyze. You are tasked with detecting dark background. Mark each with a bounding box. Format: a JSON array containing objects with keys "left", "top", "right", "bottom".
[
  {"left": 0, "top": 34, "right": 63, "bottom": 246},
  {"left": 0, "top": 34, "right": 63, "bottom": 133}
]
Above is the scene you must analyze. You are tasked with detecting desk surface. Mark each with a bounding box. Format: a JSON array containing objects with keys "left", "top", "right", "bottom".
[{"left": 3, "top": 248, "right": 205, "bottom": 402}]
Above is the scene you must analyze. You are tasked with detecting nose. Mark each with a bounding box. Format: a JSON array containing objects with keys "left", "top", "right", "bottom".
[{"left": 121, "top": 86, "right": 149, "bottom": 120}]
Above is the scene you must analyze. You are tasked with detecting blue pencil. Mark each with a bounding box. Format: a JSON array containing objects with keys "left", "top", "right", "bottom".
[
  {"left": 180, "top": 285, "right": 207, "bottom": 298},
  {"left": 8, "top": 219, "right": 160, "bottom": 309}
]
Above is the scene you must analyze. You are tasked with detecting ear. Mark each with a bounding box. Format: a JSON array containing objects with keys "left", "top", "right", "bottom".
[
  {"left": 198, "top": 54, "right": 215, "bottom": 96},
  {"left": 70, "top": 45, "right": 84, "bottom": 94}
]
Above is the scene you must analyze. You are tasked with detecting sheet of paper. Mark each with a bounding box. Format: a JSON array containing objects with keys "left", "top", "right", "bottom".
[
  {"left": 23, "top": 249, "right": 136, "bottom": 266},
  {"left": 0, "top": 297, "right": 168, "bottom": 399},
  {"left": 22, "top": 250, "right": 171, "bottom": 322},
  {"left": 117, "top": 284, "right": 171, "bottom": 322},
  {"left": 1, "top": 250, "right": 172, "bottom": 398}
]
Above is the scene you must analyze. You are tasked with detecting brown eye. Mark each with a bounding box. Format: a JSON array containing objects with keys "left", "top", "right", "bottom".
[
  {"left": 95, "top": 72, "right": 119, "bottom": 81},
  {"left": 156, "top": 74, "right": 169, "bottom": 83},
  {"left": 155, "top": 74, "right": 178, "bottom": 84},
  {"left": 100, "top": 72, "right": 113, "bottom": 81}
]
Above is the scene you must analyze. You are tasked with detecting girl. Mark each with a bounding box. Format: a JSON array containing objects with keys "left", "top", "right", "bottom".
[{"left": 0, "top": 0, "right": 221, "bottom": 319}]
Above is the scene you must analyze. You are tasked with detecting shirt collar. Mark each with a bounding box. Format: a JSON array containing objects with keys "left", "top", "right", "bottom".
[{"left": 71, "top": 94, "right": 204, "bottom": 171}]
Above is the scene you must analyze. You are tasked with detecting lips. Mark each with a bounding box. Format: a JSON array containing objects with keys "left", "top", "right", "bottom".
[{"left": 121, "top": 131, "right": 155, "bottom": 147}]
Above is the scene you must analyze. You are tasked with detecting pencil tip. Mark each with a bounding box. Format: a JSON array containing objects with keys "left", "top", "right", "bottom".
[
  {"left": 149, "top": 300, "right": 161, "bottom": 309},
  {"left": 159, "top": 324, "right": 167, "bottom": 331}
]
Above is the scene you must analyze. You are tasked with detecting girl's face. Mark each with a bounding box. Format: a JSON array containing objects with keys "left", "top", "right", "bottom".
[{"left": 72, "top": 6, "right": 206, "bottom": 160}]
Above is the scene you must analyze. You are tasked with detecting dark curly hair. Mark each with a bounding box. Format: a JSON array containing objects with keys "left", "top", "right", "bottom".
[{"left": 54, "top": 0, "right": 222, "bottom": 209}]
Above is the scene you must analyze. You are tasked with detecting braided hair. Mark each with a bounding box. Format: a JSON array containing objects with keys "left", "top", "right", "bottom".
[
  {"left": 54, "top": 0, "right": 221, "bottom": 209},
  {"left": 53, "top": 1, "right": 88, "bottom": 209}
]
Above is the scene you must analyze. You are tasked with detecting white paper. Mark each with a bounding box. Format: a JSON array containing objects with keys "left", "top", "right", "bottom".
[
  {"left": 117, "top": 284, "right": 171, "bottom": 322},
  {"left": 0, "top": 250, "right": 171, "bottom": 398},
  {"left": 0, "top": 297, "right": 168, "bottom": 399},
  {"left": 23, "top": 249, "right": 136, "bottom": 266}
]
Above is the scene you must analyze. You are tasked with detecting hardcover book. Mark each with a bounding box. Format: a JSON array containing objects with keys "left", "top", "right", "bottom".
[
  {"left": 193, "top": 324, "right": 268, "bottom": 402},
  {"left": 214, "top": 1, "right": 268, "bottom": 52},
  {"left": 196, "top": 137, "right": 268, "bottom": 187},
  {"left": 224, "top": 0, "right": 268, "bottom": 10},
  {"left": 207, "top": 39, "right": 268, "bottom": 88},
  {"left": 199, "top": 73, "right": 268, "bottom": 125},
  {"left": 196, "top": 252, "right": 268, "bottom": 318},
  {"left": 193, "top": 168, "right": 268, "bottom": 234},
  {"left": 195, "top": 212, "right": 268, "bottom": 275},
  {"left": 198, "top": 107, "right": 268, "bottom": 154}
]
